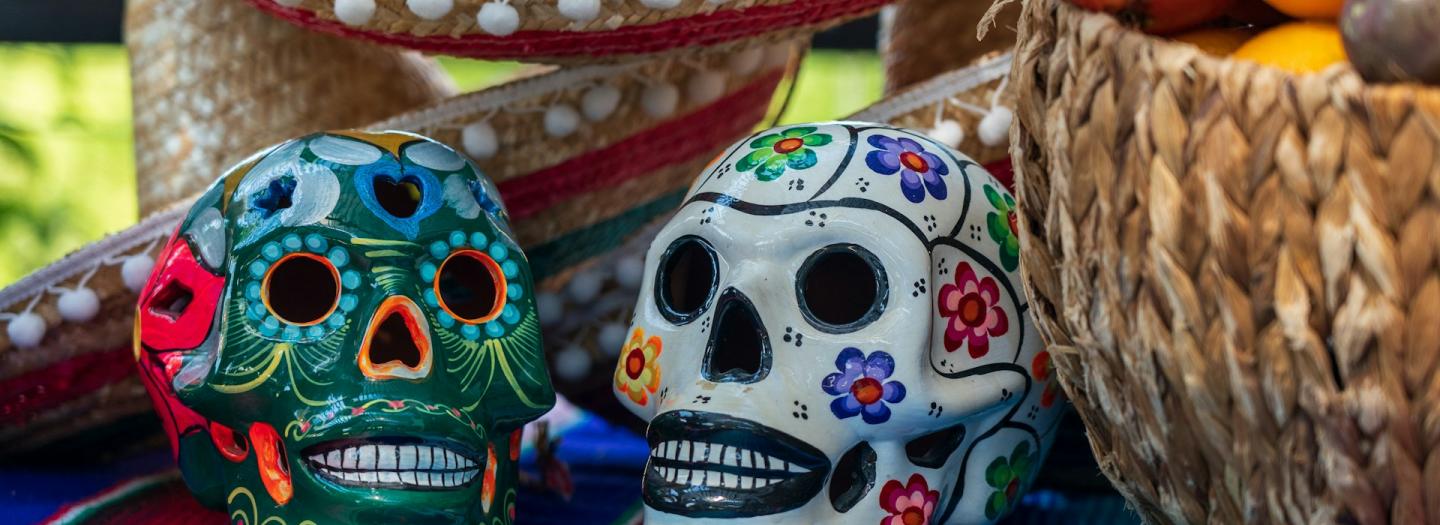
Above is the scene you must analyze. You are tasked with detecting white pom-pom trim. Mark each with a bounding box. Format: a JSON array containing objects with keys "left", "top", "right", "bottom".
[
  {"left": 566, "top": 270, "right": 604, "bottom": 303},
  {"left": 641, "top": 82, "right": 680, "bottom": 118},
  {"left": 554, "top": 345, "right": 593, "bottom": 381},
  {"left": 121, "top": 255, "right": 155, "bottom": 293},
  {"left": 461, "top": 121, "right": 499, "bottom": 159},
  {"left": 686, "top": 70, "right": 726, "bottom": 106},
  {"left": 536, "top": 291, "right": 564, "bottom": 326},
  {"left": 334, "top": 0, "right": 377, "bottom": 26},
  {"left": 929, "top": 119, "right": 965, "bottom": 149},
  {"left": 57, "top": 288, "right": 100, "bottom": 322},
  {"left": 7, "top": 312, "right": 45, "bottom": 349},
  {"left": 581, "top": 85, "right": 621, "bottom": 122},
  {"left": 978, "top": 106, "right": 1013, "bottom": 147},
  {"left": 598, "top": 323, "right": 628, "bottom": 356},
  {"left": 544, "top": 105, "right": 582, "bottom": 138},
  {"left": 615, "top": 256, "right": 644, "bottom": 289},
  {"left": 407, "top": 0, "right": 454, "bottom": 19},
  {"left": 477, "top": 1, "right": 521, "bottom": 36},
  {"left": 557, "top": 0, "right": 601, "bottom": 21}
]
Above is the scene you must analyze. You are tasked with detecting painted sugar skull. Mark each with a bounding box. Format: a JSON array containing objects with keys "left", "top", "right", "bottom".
[
  {"left": 614, "top": 122, "right": 1064, "bottom": 524},
  {"left": 134, "top": 131, "right": 554, "bottom": 524}
]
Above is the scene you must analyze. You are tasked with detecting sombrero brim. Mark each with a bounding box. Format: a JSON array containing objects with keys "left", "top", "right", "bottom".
[
  {"left": 0, "top": 39, "right": 799, "bottom": 457},
  {"left": 247, "top": 0, "right": 889, "bottom": 62}
]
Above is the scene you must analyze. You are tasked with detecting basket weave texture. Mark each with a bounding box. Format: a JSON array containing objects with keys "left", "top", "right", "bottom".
[{"left": 1010, "top": 1, "right": 1440, "bottom": 523}]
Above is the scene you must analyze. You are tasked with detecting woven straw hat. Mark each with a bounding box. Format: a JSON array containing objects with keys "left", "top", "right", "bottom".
[
  {"left": 247, "top": 0, "right": 888, "bottom": 62},
  {"left": 0, "top": 0, "right": 798, "bottom": 457}
]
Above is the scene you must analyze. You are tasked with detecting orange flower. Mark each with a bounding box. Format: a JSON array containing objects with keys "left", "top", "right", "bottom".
[{"left": 614, "top": 328, "right": 662, "bottom": 406}]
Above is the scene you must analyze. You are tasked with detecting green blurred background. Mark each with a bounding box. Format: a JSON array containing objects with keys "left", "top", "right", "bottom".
[{"left": 0, "top": 45, "right": 882, "bottom": 286}]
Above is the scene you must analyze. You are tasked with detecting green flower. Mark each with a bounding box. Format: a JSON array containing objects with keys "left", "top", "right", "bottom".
[
  {"left": 984, "top": 440, "right": 1034, "bottom": 520},
  {"left": 735, "top": 126, "right": 831, "bottom": 181},
  {"left": 985, "top": 185, "right": 1020, "bottom": 272}
]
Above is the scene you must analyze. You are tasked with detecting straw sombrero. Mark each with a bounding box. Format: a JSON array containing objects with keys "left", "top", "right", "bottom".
[
  {"left": 0, "top": 0, "right": 802, "bottom": 458},
  {"left": 247, "top": 0, "right": 888, "bottom": 62}
]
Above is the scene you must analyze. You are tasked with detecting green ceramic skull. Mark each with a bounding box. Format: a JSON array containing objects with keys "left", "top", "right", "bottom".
[{"left": 134, "top": 130, "right": 555, "bottom": 524}]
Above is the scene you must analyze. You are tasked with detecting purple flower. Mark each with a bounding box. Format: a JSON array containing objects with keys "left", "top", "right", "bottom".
[
  {"left": 822, "top": 347, "right": 907, "bottom": 424},
  {"left": 864, "top": 135, "right": 950, "bottom": 203}
]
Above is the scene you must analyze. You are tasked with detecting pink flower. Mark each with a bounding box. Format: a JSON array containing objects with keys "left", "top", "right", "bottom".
[
  {"left": 938, "top": 262, "right": 1009, "bottom": 358},
  {"left": 879, "top": 474, "right": 939, "bottom": 525},
  {"left": 351, "top": 407, "right": 366, "bottom": 416},
  {"left": 387, "top": 400, "right": 406, "bottom": 410}
]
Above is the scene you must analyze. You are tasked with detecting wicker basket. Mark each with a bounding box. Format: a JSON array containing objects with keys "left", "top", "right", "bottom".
[{"left": 1009, "top": 1, "right": 1440, "bottom": 523}]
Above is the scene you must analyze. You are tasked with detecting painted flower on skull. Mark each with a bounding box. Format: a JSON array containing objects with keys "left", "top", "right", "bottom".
[
  {"left": 1032, "top": 350, "right": 1060, "bottom": 408},
  {"left": 614, "top": 328, "right": 663, "bottom": 406},
  {"left": 984, "top": 440, "right": 1036, "bottom": 521},
  {"left": 939, "top": 261, "right": 1009, "bottom": 358},
  {"left": 985, "top": 185, "right": 1020, "bottom": 272},
  {"left": 736, "top": 126, "right": 831, "bottom": 181},
  {"left": 822, "top": 347, "right": 906, "bottom": 424},
  {"left": 878, "top": 473, "right": 939, "bottom": 525},
  {"left": 865, "top": 135, "right": 949, "bottom": 203}
]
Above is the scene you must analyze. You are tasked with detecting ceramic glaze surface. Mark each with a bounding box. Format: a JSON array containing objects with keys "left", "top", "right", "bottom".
[
  {"left": 134, "top": 130, "right": 554, "bottom": 524},
  {"left": 615, "top": 122, "right": 1063, "bottom": 524}
]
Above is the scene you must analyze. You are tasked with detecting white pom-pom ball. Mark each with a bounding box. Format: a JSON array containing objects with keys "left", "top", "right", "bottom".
[
  {"left": 728, "top": 47, "right": 764, "bottom": 75},
  {"left": 566, "top": 271, "right": 604, "bottom": 303},
  {"left": 641, "top": 83, "right": 679, "bottom": 118},
  {"left": 978, "top": 106, "right": 1014, "bottom": 147},
  {"left": 615, "top": 256, "right": 644, "bottom": 289},
  {"left": 477, "top": 1, "right": 520, "bottom": 36},
  {"left": 598, "top": 323, "right": 627, "bottom": 356},
  {"left": 58, "top": 288, "right": 100, "bottom": 322},
  {"left": 406, "top": 0, "right": 453, "bottom": 19},
  {"left": 580, "top": 85, "right": 621, "bottom": 122},
  {"left": 640, "top": 0, "right": 682, "bottom": 8},
  {"left": 687, "top": 70, "right": 726, "bottom": 106},
  {"left": 557, "top": 0, "right": 601, "bottom": 21},
  {"left": 553, "top": 345, "right": 593, "bottom": 382},
  {"left": 121, "top": 255, "right": 155, "bottom": 293},
  {"left": 461, "top": 121, "right": 499, "bottom": 159},
  {"left": 7, "top": 312, "right": 45, "bottom": 348},
  {"left": 275, "top": 0, "right": 304, "bottom": 7},
  {"left": 537, "top": 291, "right": 564, "bottom": 326},
  {"left": 929, "top": 119, "right": 965, "bottom": 149},
  {"left": 334, "top": 0, "right": 376, "bottom": 26},
  {"left": 543, "top": 105, "right": 582, "bottom": 138}
]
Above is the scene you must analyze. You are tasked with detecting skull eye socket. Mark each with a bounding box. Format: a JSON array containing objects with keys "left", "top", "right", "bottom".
[
  {"left": 796, "top": 244, "right": 888, "bottom": 333},
  {"left": 655, "top": 235, "right": 718, "bottom": 325},
  {"left": 436, "top": 249, "right": 506, "bottom": 323},
  {"left": 263, "top": 253, "right": 340, "bottom": 326}
]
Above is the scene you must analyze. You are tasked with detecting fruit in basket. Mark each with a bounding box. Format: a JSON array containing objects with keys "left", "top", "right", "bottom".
[
  {"left": 1262, "top": 0, "right": 1343, "bottom": 18},
  {"left": 1068, "top": 0, "right": 1237, "bottom": 34},
  {"left": 1228, "top": 0, "right": 1290, "bottom": 24},
  {"left": 1173, "top": 27, "right": 1254, "bottom": 55},
  {"left": 1232, "top": 22, "right": 1346, "bottom": 73},
  {"left": 1341, "top": 0, "right": 1440, "bottom": 83}
]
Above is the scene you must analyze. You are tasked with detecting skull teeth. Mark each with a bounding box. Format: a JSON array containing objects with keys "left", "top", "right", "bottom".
[
  {"left": 649, "top": 439, "right": 807, "bottom": 490},
  {"left": 307, "top": 444, "right": 479, "bottom": 489}
]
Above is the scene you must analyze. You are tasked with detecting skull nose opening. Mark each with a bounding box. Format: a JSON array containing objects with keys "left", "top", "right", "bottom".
[
  {"left": 359, "top": 296, "right": 433, "bottom": 380},
  {"left": 702, "top": 288, "right": 770, "bottom": 383}
]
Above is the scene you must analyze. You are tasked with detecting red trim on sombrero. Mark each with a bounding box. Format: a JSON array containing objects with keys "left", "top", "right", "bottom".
[
  {"left": 499, "top": 70, "right": 783, "bottom": 221},
  {"left": 0, "top": 346, "right": 134, "bottom": 426},
  {"left": 984, "top": 157, "right": 1014, "bottom": 194},
  {"left": 248, "top": 0, "right": 889, "bottom": 59}
]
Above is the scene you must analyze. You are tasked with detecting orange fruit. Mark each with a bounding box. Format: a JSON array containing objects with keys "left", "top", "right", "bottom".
[
  {"left": 1262, "top": 0, "right": 1343, "bottom": 19},
  {"left": 1172, "top": 28, "right": 1255, "bottom": 56},
  {"left": 1232, "top": 22, "right": 1346, "bottom": 74}
]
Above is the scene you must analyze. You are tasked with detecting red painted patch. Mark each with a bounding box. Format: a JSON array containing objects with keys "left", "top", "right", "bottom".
[
  {"left": 249, "top": 422, "right": 293, "bottom": 506},
  {"left": 137, "top": 235, "right": 225, "bottom": 352},
  {"left": 209, "top": 421, "right": 249, "bottom": 463}
]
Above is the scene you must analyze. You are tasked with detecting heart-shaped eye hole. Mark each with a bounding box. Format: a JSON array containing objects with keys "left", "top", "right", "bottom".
[
  {"left": 374, "top": 176, "right": 423, "bottom": 218},
  {"left": 436, "top": 249, "right": 506, "bottom": 323},
  {"left": 263, "top": 253, "right": 341, "bottom": 326}
]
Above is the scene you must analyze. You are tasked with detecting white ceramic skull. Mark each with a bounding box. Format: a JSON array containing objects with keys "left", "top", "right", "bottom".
[{"left": 612, "top": 122, "right": 1065, "bottom": 524}]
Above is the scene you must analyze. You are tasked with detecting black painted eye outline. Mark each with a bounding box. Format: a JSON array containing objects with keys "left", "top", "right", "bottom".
[
  {"left": 795, "top": 244, "right": 889, "bottom": 334},
  {"left": 654, "top": 235, "right": 719, "bottom": 325}
]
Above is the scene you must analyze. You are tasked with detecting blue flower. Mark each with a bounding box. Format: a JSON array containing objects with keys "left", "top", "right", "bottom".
[
  {"left": 821, "top": 348, "right": 907, "bottom": 424},
  {"left": 864, "top": 135, "right": 949, "bottom": 203}
]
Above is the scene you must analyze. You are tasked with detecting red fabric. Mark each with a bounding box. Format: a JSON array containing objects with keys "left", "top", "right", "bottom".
[
  {"left": 0, "top": 346, "right": 135, "bottom": 426},
  {"left": 247, "top": 0, "right": 889, "bottom": 60},
  {"left": 41, "top": 475, "right": 225, "bottom": 525},
  {"left": 984, "top": 157, "right": 1015, "bottom": 195},
  {"left": 499, "top": 70, "right": 783, "bottom": 220}
]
